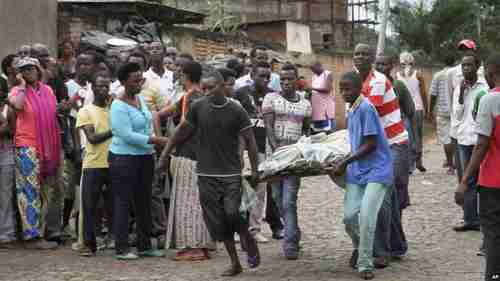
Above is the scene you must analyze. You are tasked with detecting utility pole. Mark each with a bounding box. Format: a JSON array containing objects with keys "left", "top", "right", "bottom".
[{"left": 377, "top": 0, "right": 389, "bottom": 55}]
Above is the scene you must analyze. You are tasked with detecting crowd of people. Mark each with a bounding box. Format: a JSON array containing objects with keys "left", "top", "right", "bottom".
[{"left": 0, "top": 37, "right": 498, "bottom": 281}]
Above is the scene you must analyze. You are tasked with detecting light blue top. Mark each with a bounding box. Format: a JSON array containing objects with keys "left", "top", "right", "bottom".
[
  {"left": 110, "top": 95, "right": 153, "bottom": 155},
  {"left": 346, "top": 97, "right": 393, "bottom": 186}
]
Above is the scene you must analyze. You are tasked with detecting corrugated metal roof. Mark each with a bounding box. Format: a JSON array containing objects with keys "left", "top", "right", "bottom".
[
  {"left": 59, "top": 0, "right": 155, "bottom": 3},
  {"left": 58, "top": 0, "right": 205, "bottom": 24}
]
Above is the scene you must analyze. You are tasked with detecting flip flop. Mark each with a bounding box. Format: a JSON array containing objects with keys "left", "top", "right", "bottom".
[{"left": 360, "top": 271, "right": 375, "bottom": 280}]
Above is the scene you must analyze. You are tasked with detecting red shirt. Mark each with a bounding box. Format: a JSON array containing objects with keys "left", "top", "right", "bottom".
[
  {"left": 476, "top": 88, "right": 500, "bottom": 188},
  {"left": 361, "top": 70, "right": 408, "bottom": 145}
]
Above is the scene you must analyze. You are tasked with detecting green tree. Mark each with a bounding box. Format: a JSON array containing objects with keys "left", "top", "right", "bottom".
[{"left": 390, "top": 0, "right": 478, "bottom": 63}]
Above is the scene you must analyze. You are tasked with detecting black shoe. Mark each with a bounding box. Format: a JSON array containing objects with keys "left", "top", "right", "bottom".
[
  {"left": 272, "top": 229, "right": 284, "bottom": 240},
  {"left": 46, "top": 236, "right": 63, "bottom": 245},
  {"left": 374, "top": 256, "right": 390, "bottom": 269},
  {"left": 157, "top": 235, "right": 166, "bottom": 250},
  {"left": 349, "top": 249, "right": 358, "bottom": 269},
  {"left": 453, "top": 224, "right": 480, "bottom": 232}
]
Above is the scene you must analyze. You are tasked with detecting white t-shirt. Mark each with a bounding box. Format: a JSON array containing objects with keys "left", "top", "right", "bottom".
[
  {"left": 66, "top": 80, "right": 94, "bottom": 148},
  {"left": 262, "top": 92, "right": 312, "bottom": 147},
  {"left": 143, "top": 68, "right": 174, "bottom": 100}
]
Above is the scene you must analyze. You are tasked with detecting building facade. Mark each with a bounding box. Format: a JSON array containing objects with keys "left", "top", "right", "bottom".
[{"left": 0, "top": 0, "right": 58, "bottom": 60}]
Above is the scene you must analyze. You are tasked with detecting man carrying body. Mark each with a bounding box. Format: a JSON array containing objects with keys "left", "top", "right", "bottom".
[
  {"left": 263, "top": 63, "right": 312, "bottom": 260},
  {"left": 337, "top": 71, "right": 393, "bottom": 280},
  {"left": 158, "top": 70, "right": 260, "bottom": 276}
]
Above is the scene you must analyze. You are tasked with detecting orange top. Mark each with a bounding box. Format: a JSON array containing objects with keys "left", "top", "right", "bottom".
[{"left": 10, "top": 86, "right": 38, "bottom": 149}]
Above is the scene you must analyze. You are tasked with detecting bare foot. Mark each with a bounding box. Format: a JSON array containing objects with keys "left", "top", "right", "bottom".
[{"left": 221, "top": 265, "right": 243, "bottom": 277}]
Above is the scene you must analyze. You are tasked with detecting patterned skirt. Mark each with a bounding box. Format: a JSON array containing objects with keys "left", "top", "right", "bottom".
[
  {"left": 166, "top": 157, "right": 211, "bottom": 250},
  {"left": 15, "top": 146, "right": 42, "bottom": 240}
]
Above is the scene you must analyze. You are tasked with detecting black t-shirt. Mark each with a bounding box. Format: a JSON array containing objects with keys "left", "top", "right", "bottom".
[
  {"left": 234, "top": 85, "right": 272, "bottom": 153},
  {"left": 48, "top": 66, "right": 68, "bottom": 103},
  {"left": 0, "top": 77, "right": 8, "bottom": 105},
  {"left": 186, "top": 96, "right": 252, "bottom": 176},
  {"left": 173, "top": 90, "right": 204, "bottom": 160}
]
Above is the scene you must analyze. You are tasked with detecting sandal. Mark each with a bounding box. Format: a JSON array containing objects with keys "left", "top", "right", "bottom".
[
  {"left": 248, "top": 254, "right": 260, "bottom": 268},
  {"left": 221, "top": 265, "right": 243, "bottom": 276},
  {"left": 360, "top": 271, "right": 375, "bottom": 280}
]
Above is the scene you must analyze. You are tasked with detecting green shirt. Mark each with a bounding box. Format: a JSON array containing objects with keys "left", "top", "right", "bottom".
[{"left": 393, "top": 79, "right": 416, "bottom": 120}]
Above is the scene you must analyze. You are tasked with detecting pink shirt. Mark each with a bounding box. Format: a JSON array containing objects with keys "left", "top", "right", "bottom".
[{"left": 311, "top": 70, "right": 335, "bottom": 121}]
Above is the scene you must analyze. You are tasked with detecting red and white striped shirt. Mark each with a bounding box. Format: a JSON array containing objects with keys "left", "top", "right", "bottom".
[{"left": 361, "top": 70, "right": 408, "bottom": 145}]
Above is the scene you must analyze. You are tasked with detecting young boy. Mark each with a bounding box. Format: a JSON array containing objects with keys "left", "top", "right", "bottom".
[
  {"left": 76, "top": 73, "right": 113, "bottom": 256},
  {"left": 335, "top": 71, "right": 393, "bottom": 280}
]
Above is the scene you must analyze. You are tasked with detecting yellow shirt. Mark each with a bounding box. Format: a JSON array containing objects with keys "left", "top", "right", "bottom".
[
  {"left": 76, "top": 104, "right": 111, "bottom": 169},
  {"left": 141, "top": 85, "right": 165, "bottom": 112}
]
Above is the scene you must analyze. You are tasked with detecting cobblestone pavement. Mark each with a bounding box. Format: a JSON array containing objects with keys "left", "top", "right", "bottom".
[{"left": 0, "top": 142, "right": 484, "bottom": 281}]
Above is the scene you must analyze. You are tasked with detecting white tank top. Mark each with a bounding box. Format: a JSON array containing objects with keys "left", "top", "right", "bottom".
[{"left": 397, "top": 71, "right": 424, "bottom": 111}]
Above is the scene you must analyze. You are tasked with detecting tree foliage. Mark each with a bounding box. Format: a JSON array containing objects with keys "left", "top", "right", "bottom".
[{"left": 390, "top": 0, "right": 499, "bottom": 63}]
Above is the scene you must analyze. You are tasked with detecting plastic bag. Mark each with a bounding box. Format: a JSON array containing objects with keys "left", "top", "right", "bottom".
[{"left": 239, "top": 179, "right": 257, "bottom": 218}]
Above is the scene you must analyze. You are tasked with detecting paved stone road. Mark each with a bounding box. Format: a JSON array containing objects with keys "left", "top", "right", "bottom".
[{"left": 0, "top": 142, "right": 484, "bottom": 281}]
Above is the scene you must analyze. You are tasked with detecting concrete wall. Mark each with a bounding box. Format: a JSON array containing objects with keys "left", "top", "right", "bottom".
[
  {"left": 167, "top": 29, "right": 439, "bottom": 129},
  {"left": 174, "top": 0, "right": 351, "bottom": 48},
  {"left": 0, "top": 0, "right": 58, "bottom": 61}
]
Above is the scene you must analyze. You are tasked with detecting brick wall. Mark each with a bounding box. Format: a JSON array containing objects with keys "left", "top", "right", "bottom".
[{"left": 58, "top": 8, "right": 104, "bottom": 51}]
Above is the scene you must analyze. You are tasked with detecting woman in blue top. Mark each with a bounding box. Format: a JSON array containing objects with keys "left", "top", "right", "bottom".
[{"left": 109, "top": 62, "right": 168, "bottom": 260}]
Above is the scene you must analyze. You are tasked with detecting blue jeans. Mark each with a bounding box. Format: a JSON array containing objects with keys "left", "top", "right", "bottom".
[
  {"left": 344, "top": 183, "right": 388, "bottom": 272},
  {"left": 457, "top": 145, "right": 480, "bottom": 227},
  {"left": 272, "top": 176, "right": 300, "bottom": 255}
]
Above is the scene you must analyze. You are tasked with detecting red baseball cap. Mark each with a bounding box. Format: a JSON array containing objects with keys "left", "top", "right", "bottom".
[{"left": 457, "top": 39, "right": 477, "bottom": 50}]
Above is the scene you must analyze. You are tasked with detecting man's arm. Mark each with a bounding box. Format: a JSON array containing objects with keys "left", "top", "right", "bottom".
[
  {"left": 417, "top": 71, "right": 429, "bottom": 115},
  {"left": 335, "top": 135, "right": 377, "bottom": 175},
  {"left": 429, "top": 76, "right": 439, "bottom": 117},
  {"left": 80, "top": 125, "right": 112, "bottom": 145},
  {"left": 302, "top": 117, "right": 311, "bottom": 136},
  {"left": 158, "top": 121, "right": 195, "bottom": 167},
  {"left": 395, "top": 81, "right": 416, "bottom": 119},
  {"left": 240, "top": 127, "right": 259, "bottom": 186},
  {"left": 0, "top": 109, "right": 9, "bottom": 136},
  {"left": 241, "top": 128, "right": 259, "bottom": 174},
  {"left": 455, "top": 134, "right": 489, "bottom": 205},
  {"left": 263, "top": 112, "right": 278, "bottom": 152}
]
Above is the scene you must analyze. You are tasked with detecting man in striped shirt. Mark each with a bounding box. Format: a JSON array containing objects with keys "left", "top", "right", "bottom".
[{"left": 353, "top": 44, "right": 410, "bottom": 268}]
